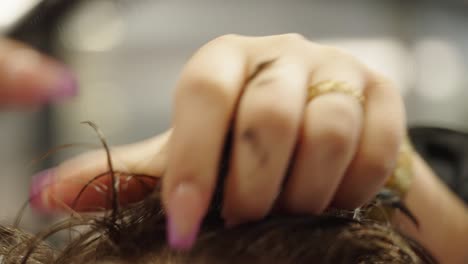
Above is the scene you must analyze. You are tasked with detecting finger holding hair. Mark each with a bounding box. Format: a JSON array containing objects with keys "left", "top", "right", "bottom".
[
  {"left": 332, "top": 73, "right": 405, "bottom": 208},
  {"left": 281, "top": 51, "right": 366, "bottom": 215},
  {"left": 162, "top": 35, "right": 249, "bottom": 250},
  {"left": 221, "top": 57, "right": 309, "bottom": 225}
]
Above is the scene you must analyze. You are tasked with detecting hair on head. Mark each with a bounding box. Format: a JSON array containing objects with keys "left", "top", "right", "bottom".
[{"left": 1, "top": 122, "right": 437, "bottom": 264}]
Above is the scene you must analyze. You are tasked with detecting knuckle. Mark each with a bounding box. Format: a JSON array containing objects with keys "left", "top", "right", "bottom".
[
  {"left": 275, "top": 33, "right": 309, "bottom": 51},
  {"left": 178, "top": 73, "right": 233, "bottom": 107},
  {"left": 209, "top": 34, "right": 242, "bottom": 46},
  {"left": 249, "top": 65, "right": 286, "bottom": 88},
  {"left": 318, "top": 45, "right": 343, "bottom": 59},
  {"left": 249, "top": 102, "right": 297, "bottom": 138},
  {"left": 321, "top": 45, "right": 348, "bottom": 58},
  {"left": 281, "top": 33, "right": 307, "bottom": 43},
  {"left": 320, "top": 46, "right": 363, "bottom": 68},
  {"left": 309, "top": 103, "right": 358, "bottom": 154}
]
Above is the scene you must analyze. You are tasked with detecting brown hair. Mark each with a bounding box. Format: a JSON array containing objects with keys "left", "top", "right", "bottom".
[
  {"left": 0, "top": 175, "right": 438, "bottom": 264},
  {"left": 0, "top": 123, "right": 437, "bottom": 264}
]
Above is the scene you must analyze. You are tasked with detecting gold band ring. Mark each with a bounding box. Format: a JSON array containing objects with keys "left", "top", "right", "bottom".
[
  {"left": 307, "top": 80, "right": 365, "bottom": 105},
  {"left": 308, "top": 81, "right": 411, "bottom": 196},
  {"left": 309, "top": 81, "right": 412, "bottom": 195},
  {"left": 307, "top": 80, "right": 413, "bottom": 222}
]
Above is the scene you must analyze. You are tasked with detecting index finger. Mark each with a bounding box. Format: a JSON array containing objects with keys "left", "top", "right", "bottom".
[{"left": 162, "top": 35, "right": 249, "bottom": 250}]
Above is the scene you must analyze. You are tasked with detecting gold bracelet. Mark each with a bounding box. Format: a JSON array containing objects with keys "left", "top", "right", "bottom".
[
  {"left": 385, "top": 136, "right": 414, "bottom": 198},
  {"left": 364, "top": 136, "right": 417, "bottom": 224}
]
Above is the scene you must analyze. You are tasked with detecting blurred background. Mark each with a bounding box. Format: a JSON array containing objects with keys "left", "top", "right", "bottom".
[{"left": 0, "top": 0, "right": 467, "bottom": 230}]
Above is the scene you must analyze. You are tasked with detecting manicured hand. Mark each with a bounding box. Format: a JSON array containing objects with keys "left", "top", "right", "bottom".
[{"left": 30, "top": 34, "right": 404, "bottom": 250}]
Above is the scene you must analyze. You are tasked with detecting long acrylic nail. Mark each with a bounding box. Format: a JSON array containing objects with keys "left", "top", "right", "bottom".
[
  {"left": 166, "top": 182, "right": 204, "bottom": 250},
  {"left": 29, "top": 168, "right": 56, "bottom": 214},
  {"left": 6, "top": 49, "right": 78, "bottom": 102},
  {"left": 36, "top": 64, "right": 78, "bottom": 103},
  {"left": 46, "top": 68, "right": 78, "bottom": 101}
]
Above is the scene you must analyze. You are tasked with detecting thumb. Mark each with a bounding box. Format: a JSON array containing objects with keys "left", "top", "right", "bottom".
[{"left": 29, "top": 130, "right": 170, "bottom": 213}]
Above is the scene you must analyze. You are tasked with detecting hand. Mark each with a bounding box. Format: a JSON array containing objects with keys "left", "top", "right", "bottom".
[
  {"left": 30, "top": 34, "right": 405, "bottom": 249},
  {"left": 0, "top": 38, "right": 77, "bottom": 107}
]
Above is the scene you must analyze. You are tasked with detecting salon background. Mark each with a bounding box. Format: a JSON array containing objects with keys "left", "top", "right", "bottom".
[{"left": 0, "top": 0, "right": 467, "bottom": 232}]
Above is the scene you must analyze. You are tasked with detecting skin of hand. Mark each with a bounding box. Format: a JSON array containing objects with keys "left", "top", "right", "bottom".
[
  {"left": 28, "top": 34, "right": 468, "bottom": 262},
  {"left": 0, "top": 38, "right": 77, "bottom": 107}
]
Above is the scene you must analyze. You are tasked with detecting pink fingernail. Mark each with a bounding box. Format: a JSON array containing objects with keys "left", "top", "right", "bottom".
[
  {"left": 6, "top": 50, "right": 78, "bottom": 103},
  {"left": 44, "top": 66, "right": 78, "bottom": 102},
  {"left": 166, "top": 182, "right": 204, "bottom": 250},
  {"left": 45, "top": 68, "right": 78, "bottom": 101},
  {"left": 167, "top": 215, "right": 199, "bottom": 250},
  {"left": 29, "top": 168, "right": 55, "bottom": 214}
]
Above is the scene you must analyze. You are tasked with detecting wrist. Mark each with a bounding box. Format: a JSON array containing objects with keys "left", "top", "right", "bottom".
[{"left": 394, "top": 153, "right": 468, "bottom": 263}]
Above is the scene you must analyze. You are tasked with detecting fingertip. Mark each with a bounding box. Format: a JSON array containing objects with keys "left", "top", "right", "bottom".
[
  {"left": 166, "top": 182, "right": 206, "bottom": 250},
  {"left": 30, "top": 62, "right": 78, "bottom": 104},
  {"left": 29, "top": 168, "right": 56, "bottom": 214},
  {"left": 0, "top": 48, "right": 78, "bottom": 105},
  {"left": 45, "top": 66, "right": 79, "bottom": 101}
]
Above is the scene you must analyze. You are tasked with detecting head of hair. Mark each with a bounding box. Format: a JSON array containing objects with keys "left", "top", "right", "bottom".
[
  {"left": 0, "top": 187, "right": 437, "bottom": 264},
  {"left": 0, "top": 123, "right": 437, "bottom": 264}
]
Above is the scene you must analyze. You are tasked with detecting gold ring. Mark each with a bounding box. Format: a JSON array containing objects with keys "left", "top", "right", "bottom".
[{"left": 307, "top": 80, "right": 365, "bottom": 105}]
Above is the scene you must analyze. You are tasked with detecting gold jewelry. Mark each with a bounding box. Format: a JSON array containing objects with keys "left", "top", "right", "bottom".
[
  {"left": 385, "top": 136, "right": 414, "bottom": 198},
  {"left": 307, "top": 81, "right": 415, "bottom": 223},
  {"left": 307, "top": 80, "right": 365, "bottom": 105},
  {"left": 364, "top": 136, "right": 416, "bottom": 224}
]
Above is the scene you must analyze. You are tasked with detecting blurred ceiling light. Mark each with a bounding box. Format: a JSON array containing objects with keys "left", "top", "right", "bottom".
[
  {"left": 414, "top": 38, "right": 465, "bottom": 101},
  {"left": 319, "top": 38, "right": 413, "bottom": 95},
  {"left": 58, "top": 0, "right": 125, "bottom": 52},
  {"left": 0, "top": 0, "right": 40, "bottom": 34}
]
